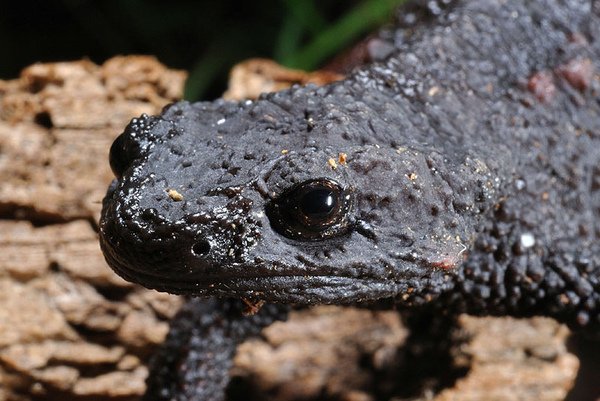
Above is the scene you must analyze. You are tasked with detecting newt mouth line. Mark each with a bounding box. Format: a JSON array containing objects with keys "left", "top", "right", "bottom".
[
  {"left": 103, "top": 246, "right": 394, "bottom": 284},
  {"left": 108, "top": 258, "right": 394, "bottom": 295}
]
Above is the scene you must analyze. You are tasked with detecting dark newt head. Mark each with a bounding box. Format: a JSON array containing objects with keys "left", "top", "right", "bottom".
[{"left": 100, "top": 87, "right": 502, "bottom": 305}]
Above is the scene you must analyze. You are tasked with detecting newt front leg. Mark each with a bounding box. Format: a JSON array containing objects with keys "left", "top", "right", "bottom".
[{"left": 144, "top": 298, "right": 289, "bottom": 401}]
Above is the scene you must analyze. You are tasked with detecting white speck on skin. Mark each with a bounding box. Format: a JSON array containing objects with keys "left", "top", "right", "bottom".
[
  {"left": 520, "top": 232, "right": 535, "bottom": 248},
  {"left": 217, "top": 118, "right": 226, "bottom": 125}
]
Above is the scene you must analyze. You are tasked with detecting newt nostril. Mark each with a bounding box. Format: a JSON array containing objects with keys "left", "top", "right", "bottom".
[{"left": 192, "top": 240, "right": 211, "bottom": 256}]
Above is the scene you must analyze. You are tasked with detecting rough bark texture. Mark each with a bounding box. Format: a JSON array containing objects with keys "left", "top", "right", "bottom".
[
  {"left": 0, "top": 56, "right": 590, "bottom": 400},
  {"left": 0, "top": 57, "right": 186, "bottom": 401}
]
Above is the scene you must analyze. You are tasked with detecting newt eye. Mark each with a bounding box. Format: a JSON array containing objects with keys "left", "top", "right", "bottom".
[
  {"left": 267, "top": 179, "right": 352, "bottom": 241},
  {"left": 109, "top": 133, "right": 134, "bottom": 178}
]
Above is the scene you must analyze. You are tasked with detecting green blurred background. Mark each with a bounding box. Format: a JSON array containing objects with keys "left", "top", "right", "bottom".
[{"left": 0, "top": 0, "right": 404, "bottom": 101}]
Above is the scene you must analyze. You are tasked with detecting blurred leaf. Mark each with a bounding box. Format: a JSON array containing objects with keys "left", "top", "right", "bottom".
[
  {"left": 274, "top": 12, "right": 304, "bottom": 62},
  {"left": 185, "top": 46, "right": 234, "bottom": 101},
  {"left": 285, "top": 0, "right": 328, "bottom": 35},
  {"left": 282, "top": 0, "right": 406, "bottom": 70}
]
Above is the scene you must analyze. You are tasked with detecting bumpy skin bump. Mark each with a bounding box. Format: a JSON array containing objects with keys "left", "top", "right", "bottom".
[{"left": 100, "top": 0, "right": 600, "bottom": 399}]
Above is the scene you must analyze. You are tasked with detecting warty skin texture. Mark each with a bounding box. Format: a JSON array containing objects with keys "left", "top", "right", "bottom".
[{"left": 100, "top": 0, "right": 600, "bottom": 399}]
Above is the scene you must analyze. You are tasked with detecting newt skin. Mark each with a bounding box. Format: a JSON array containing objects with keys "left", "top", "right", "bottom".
[{"left": 100, "top": 0, "right": 600, "bottom": 399}]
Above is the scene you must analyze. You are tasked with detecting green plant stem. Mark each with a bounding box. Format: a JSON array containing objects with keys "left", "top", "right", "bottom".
[{"left": 282, "top": 0, "right": 406, "bottom": 70}]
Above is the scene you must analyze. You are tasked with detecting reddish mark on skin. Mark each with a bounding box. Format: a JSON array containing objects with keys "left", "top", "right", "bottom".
[
  {"left": 568, "top": 32, "right": 588, "bottom": 46},
  {"left": 527, "top": 70, "right": 556, "bottom": 103},
  {"left": 431, "top": 252, "right": 467, "bottom": 270},
  {"left": 430, "top": 242, "right": 468, "bottom": 270},
  {"left": 431, "top": 257, "right": 458, "bottom": 270},
  {"left": 556, "top": 58, "right": 594, "bottom": 91}
]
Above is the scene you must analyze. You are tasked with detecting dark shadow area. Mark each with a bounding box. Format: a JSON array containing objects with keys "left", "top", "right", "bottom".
[
  {"left": 566, "top": 333, "right": 600, "bottom": 401},
  {"left": 0, "top": 0, "right": 390, "bottom": 100},
  {"left": 0, "top": 0, "right": 285, "bottom": 99}
]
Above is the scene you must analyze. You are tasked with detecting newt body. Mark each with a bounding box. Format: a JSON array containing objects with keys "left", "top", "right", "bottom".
[{"left": 100, "top": 0, "right": 600, "bottom": 399}]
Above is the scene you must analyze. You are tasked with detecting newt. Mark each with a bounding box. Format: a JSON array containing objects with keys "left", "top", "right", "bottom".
[{"left": 99, "top": 0, "right": 600, "bottom": 399}]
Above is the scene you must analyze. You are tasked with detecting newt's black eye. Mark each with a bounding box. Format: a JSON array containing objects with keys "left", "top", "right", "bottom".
[
  {"left": 299, "top": 187, "right": 338, "bottom": 221},
  {"left": 267, "top": 179, "right": 352, "bottom": 241},
  {"left": 109, "top": 134, "right": 129, "bottom": 178},
  {"left": 109, "top": 133, "right": 140, "bottom": 179}
]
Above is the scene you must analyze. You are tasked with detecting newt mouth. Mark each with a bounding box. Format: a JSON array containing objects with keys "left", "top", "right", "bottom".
[{"left": 103, "top": 249, "right": 400, "bottom": 304}]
